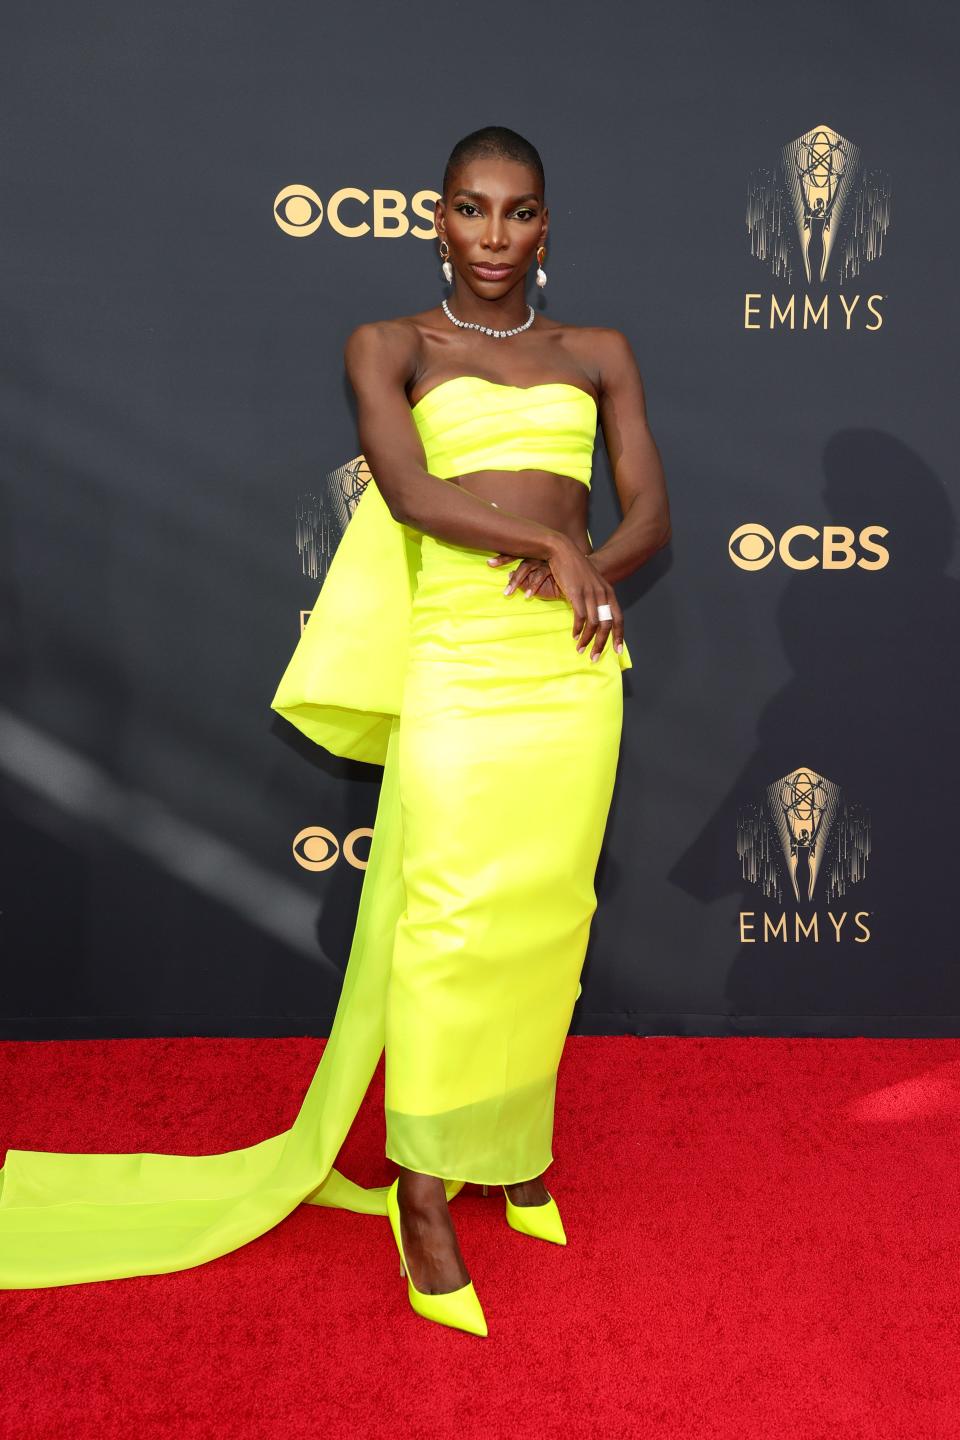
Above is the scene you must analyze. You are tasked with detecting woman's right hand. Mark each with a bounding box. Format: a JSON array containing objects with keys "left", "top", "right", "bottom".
[{"left": 504, "top": 535, "right": 624, "bottom": 661}]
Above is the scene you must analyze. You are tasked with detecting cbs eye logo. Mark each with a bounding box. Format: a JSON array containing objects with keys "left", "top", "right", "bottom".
[
  {"left": 274, "top": 184, "right": 439, "bottom": 238},
  {"left": 728, "top": 523, "right": 890, "bottom": 571},
  {"left": 292, "top": 825, "right": 372, "bottom": 871}
]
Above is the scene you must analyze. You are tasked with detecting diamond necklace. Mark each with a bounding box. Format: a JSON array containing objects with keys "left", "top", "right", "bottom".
[{"left": 441, "top": 296, "right": 535, "bottom": 340}]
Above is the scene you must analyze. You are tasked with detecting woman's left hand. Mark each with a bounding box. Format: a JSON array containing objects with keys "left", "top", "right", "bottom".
[{"left": 487, "top": 553, "right": 562, "bottom": 600}]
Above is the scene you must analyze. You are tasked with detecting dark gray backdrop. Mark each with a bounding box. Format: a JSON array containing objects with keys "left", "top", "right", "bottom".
[{"left": 2, "top": 0, "right": 957, "bottom": 1038}]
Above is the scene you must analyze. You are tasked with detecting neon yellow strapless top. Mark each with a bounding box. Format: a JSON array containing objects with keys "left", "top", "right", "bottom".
[{"left": 410, "top": 375, "right": 598, "bottom": 487}]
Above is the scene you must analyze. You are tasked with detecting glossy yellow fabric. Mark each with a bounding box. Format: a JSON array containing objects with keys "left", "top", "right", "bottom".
[
  {"left": 411, "top": 376, "right": 598, "bottom": 487},
  {"left": 0, "top": 390, "right": 632, "bottom": 1288}
]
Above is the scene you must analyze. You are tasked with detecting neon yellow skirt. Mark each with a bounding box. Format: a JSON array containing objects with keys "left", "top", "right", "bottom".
[
  {"left": 0, "top": 479, "right": 631, "bottom": 1288},
  {"left": 385, "top": 529, "right": 624, "bottom": 1183}
]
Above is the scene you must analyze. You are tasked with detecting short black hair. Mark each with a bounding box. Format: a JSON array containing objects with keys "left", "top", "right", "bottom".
[{"left": 442, "top": 126, "right": 545, "bottom": 201}]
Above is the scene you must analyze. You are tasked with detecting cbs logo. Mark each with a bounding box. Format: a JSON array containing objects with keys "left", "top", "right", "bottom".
[
  {"left": 728, "top": 523, "right": 890, "bottom": 571},
  {"left": 274, "top": 184, "right": 439, "bottom": 239},
  {"left": 292, "top": 825, "right": 372, "bottom": 872}
]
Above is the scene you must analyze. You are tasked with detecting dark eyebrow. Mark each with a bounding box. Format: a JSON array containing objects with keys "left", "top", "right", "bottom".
[{"left": 452, "top": 188, "right": 540, "bottom": 204}]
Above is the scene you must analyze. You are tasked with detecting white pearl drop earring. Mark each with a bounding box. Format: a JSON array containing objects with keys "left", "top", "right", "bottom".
[
  {"left": 535, "top": 245, "right": 547, "bottom": 289},
  {"left": 439, "top": 240, "right": 453, "bottom": 284}
]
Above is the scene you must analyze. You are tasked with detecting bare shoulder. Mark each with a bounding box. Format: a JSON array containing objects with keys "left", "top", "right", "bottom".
[
  {"left": 344, "top": 314, "right": 419, "bottom": 370},
  {"left": 584, "top": 325, "right": 641, "bottom": 375},
  {"left": 343, "top": 315, "right": 429, "bottom": 403},
  {"left": 554, "top": 320, "right": 642, "bottom": 385}
]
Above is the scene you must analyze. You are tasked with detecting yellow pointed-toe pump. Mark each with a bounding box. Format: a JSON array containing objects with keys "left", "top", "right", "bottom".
[
  {"left": 386, "top": 1178, "right": 488, "bottom": 1338},
  {"left": 481, "top": 1181, "right": 568, "bottom": 1245}
]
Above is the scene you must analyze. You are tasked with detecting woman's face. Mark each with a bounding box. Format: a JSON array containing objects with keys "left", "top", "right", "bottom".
[{"left": 436, "top": 156, "right": 547, "bottom": 296}]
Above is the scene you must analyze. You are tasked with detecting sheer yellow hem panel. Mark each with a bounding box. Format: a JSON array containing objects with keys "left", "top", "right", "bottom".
[
  {"left": 385, "top": 1072, "right": 557, "bottom": 1187},
  {"left": 0, "top": 477, "right": 631, "bottom": 1289}
]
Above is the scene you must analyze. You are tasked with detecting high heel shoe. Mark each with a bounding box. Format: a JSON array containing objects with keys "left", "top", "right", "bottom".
[
  {"left": 386, "top": 1178, "right": 488, "bottom": 1337},
  {"left": 482, "top": 1181, "right": 568, "bottom": 1245}
]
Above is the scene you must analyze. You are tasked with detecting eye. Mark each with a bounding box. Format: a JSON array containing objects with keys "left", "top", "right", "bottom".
[
  {"left": 455, "top": 202, "right": 480, "bottom": 216},
  {"left": 514, "top": 209, "right": 536, "bottom": 220},
  {"left": 728, "top": 524, "right": 776, "bottom": 570},
  {"left": 291, "top": 826, "right": 339, "bottom": 872}
]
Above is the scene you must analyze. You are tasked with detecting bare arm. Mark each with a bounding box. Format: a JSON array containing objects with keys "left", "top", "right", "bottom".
[
  {"left": 344, "top": 320, "right": 566, "bottom": 563},
  {"left": 493, "top": 327, "right": 670, "bottom": 652},
  {"left": 587, "top": 329, "right": 671, "bottom": 584}
]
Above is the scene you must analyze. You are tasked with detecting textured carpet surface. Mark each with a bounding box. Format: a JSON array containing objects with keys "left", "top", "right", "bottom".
[{"left": 2, "top": 1035, "right": 959, "bottom": 1439}]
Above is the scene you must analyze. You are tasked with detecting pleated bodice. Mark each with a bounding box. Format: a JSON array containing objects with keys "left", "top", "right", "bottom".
[{"left": 410, "top": 375, "right": 598, "bottom": 487}]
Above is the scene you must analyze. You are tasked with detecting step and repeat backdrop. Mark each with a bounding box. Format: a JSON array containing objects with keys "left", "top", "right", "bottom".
[{"left": 1, "top": 3, "right": 957, "bottom": 1038}]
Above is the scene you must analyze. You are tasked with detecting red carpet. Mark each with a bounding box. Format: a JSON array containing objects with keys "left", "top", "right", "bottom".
[{"left": 2, "top": 1035, "right": 959, "bottom": 1438}]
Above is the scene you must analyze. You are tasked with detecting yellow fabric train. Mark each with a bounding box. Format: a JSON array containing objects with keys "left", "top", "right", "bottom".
[{"left": 0, "top": 375, "right": 631, "bottom": 1288}]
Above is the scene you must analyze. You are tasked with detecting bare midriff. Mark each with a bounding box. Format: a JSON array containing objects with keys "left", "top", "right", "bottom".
[{"left": 446, "top": 469, "right": 591, "bottom": 553}]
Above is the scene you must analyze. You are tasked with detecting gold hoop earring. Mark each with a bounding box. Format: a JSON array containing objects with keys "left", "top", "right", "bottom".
[
  {"left": 535, "top": 245, "right": 547, "bottom": 289},
  {"left": 439, "top": 239, "right": 453, "bottom": 285}
]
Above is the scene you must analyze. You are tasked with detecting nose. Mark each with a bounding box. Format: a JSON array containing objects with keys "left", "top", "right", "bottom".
[{"left": 481, "top": 217, "right": 509, "bottom": 251}]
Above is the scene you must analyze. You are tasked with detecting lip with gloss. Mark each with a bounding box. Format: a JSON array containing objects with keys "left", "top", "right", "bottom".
[{"left": 470, "top": 262, "right": 515, "bottom": 281}]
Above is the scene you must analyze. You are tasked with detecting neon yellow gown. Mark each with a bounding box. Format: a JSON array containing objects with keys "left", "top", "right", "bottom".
[{"left": 0, "top": 375, "right": 632, "bottom": 1289}]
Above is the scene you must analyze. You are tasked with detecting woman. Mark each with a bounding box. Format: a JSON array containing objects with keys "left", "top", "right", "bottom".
[{"left": 0, "top": 126, "right": 669, "bottom": 1338}]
